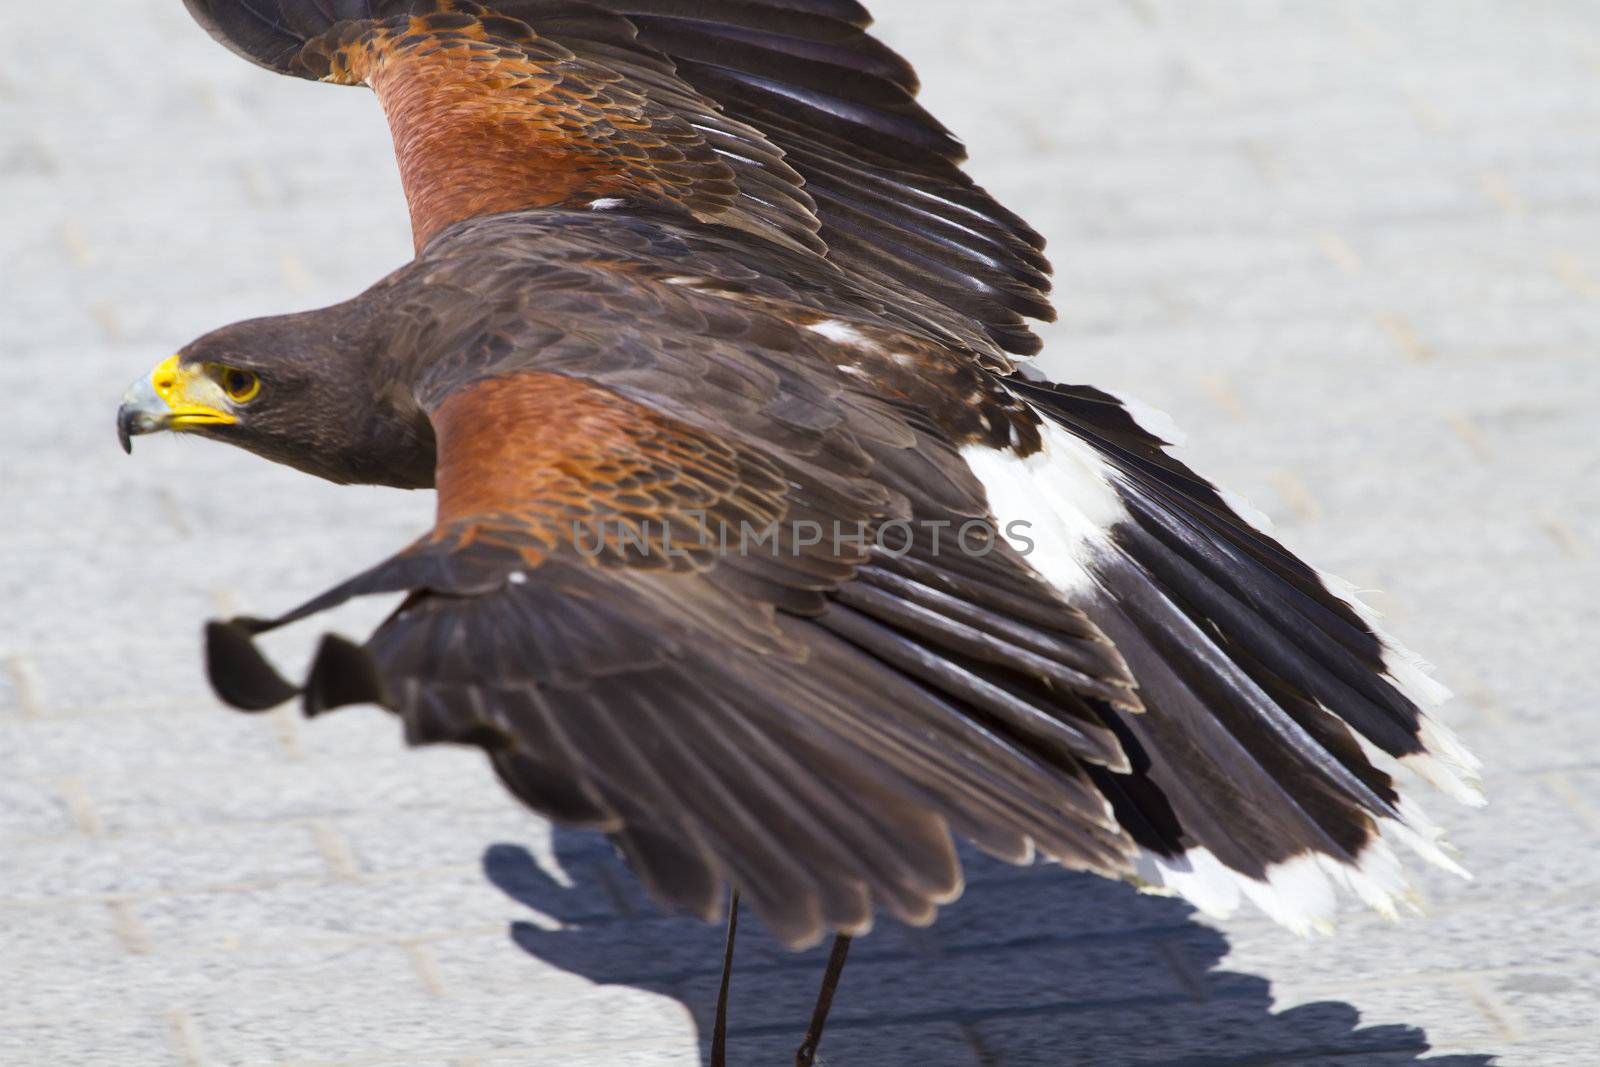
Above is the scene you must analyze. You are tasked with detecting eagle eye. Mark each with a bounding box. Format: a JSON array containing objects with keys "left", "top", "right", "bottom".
[{"left": 222, "top": 367, "right": 261, "bottom": 403}]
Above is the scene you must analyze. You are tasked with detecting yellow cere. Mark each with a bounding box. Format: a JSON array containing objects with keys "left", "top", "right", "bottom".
[{"left": 149, "top": 354, "right": 238, "bottom": 429}]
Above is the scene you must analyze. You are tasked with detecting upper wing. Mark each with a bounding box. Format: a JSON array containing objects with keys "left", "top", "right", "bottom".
[
  {"left": 181, "top": 0, "right": 1053, "bottom": 355},
  {"left": 205, "top": 341, "right": 1139, "bottom": 946}
]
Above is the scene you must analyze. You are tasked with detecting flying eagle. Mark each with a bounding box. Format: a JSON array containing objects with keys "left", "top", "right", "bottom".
[{"left": 118, "top": 0, "right": 1481, "bottom": 1058}]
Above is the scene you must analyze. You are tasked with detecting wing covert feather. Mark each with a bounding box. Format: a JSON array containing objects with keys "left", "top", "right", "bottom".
[{"left": 181, "top": 0, "right": 1053, "bottom": 353}]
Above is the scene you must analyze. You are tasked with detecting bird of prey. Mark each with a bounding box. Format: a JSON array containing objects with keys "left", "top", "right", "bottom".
[{"left": 118, "top": 0, "right": 1482, "bottom": 1060}]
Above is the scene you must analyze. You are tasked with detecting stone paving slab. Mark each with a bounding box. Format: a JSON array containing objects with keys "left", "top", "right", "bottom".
[{"left": 4, "top": 1, "right": 1599, "bottom": 1065}]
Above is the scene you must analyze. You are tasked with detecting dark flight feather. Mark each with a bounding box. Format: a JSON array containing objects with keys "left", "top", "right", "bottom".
[{"left": 181, "top": 0, "right": 1052, "bottom": 354}]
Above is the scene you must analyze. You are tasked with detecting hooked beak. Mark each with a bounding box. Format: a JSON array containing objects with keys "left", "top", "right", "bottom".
[{"left": 117, "top": 355, "right": 236, "bottom": 453}]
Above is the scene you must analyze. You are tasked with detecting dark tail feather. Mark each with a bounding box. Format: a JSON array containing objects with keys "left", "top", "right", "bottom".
[{"left": 983, "top": 371, "right": 1480, "bottom": 930}]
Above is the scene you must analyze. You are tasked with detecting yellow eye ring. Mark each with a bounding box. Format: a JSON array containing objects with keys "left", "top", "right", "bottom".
[{"left": 221, "top": 367, "right": 260, "bottom": 403}]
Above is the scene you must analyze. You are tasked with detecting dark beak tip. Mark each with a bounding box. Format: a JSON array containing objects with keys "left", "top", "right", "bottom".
[{"left": 116, "top": 407, "right": 136, "bottom": 455}]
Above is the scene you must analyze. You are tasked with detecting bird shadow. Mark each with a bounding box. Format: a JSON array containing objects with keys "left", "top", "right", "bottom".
[{"left": 482, "top": 834, "right": 1496, "bottom": 1066}]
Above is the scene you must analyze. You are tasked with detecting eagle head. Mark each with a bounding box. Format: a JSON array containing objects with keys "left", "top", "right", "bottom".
[{"left": 117, "top": 308, "right": 437, "bottom": 490}]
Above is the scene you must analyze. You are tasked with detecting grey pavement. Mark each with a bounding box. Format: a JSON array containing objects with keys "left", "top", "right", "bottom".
[{"left": 3, "top": 1, "right": 1598, "bottom": 1064}]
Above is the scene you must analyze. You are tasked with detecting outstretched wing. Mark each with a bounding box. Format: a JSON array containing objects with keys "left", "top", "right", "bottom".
[
  {"left": 206, "top": 322, "right": 1142, "bottom": 945},
  {"left": 181, "top": 0, "right": 1053, "bottom": 355}
]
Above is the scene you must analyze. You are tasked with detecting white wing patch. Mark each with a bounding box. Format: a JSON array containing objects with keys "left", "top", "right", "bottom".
[
  {"left": 806, "top": 318, "right": 880, "bottom": 351},
  {"left": 1132, "top": 796, "right": 1473, "bottom": 936},
  {"left": 959, "top": 418, "right": 1128, "bottom": 597}
]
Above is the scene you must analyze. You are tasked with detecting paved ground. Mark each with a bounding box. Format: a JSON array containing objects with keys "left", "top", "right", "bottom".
[{"left": 3, "top": 1, "right": 1598, "bottom": 1064}]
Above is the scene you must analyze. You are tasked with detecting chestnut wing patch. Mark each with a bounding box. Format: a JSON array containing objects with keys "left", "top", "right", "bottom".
[
  {"left": 299, "top": 4, "right": 821, "bottom": 252},
  {"left": 428, "top": 372, "right": 793, "bottom": 570}
]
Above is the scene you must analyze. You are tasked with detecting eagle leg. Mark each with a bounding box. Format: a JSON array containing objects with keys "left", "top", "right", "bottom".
[
  {"left": 795, "top": 932, "right": 854, "bottom": 1067},
  {"left": 710, "top": 888, "right": 739, "bottom": 1067}
]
